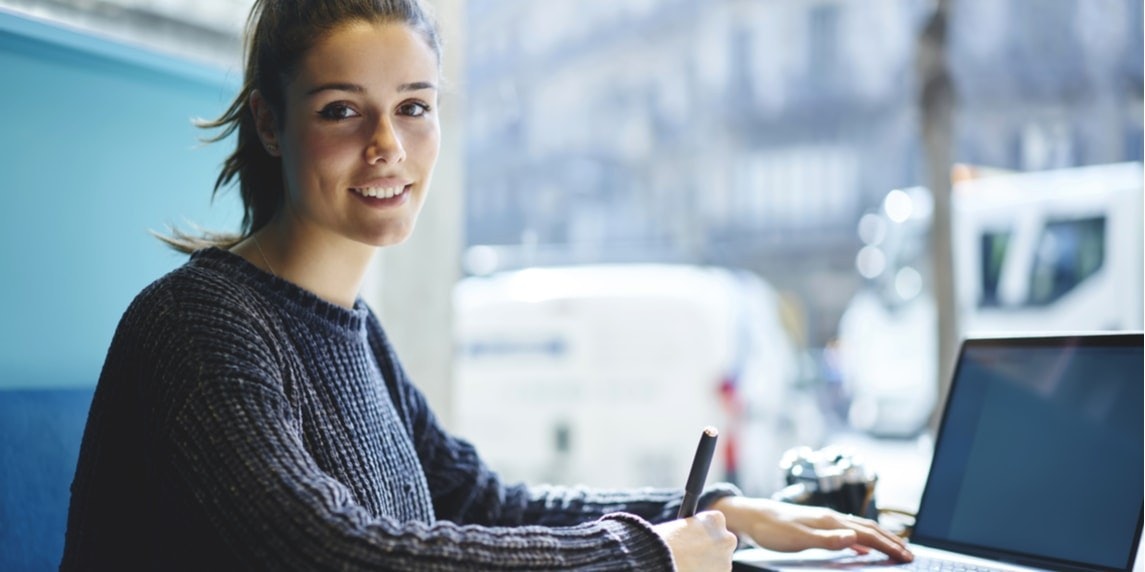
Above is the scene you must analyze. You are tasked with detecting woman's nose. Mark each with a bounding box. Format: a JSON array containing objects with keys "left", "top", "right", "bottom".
[{"left": 366, "top": 118, "right": 405, "bottom": 165}]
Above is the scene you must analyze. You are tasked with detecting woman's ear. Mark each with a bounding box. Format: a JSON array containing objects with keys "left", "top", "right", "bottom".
[{"left": 249, "top": 90, "right": 281, "bottom": 157}]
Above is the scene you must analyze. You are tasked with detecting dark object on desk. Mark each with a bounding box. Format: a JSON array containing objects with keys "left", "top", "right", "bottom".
[
  {"left": 771, "top": 445, "right": 879, "bottom": 520},
  {"left": 678, "top": 426, "right": 718, "bottom": 518}
]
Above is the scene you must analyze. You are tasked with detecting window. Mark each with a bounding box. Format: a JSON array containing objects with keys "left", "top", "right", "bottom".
[
  {"left": 1028, "top": 217, "right": 1106, "bottom": 306},
  {"left": 979, "top": 230, "right": 1011, "bottom": 307}
]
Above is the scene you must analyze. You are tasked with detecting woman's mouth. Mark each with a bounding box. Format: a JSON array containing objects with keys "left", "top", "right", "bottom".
[
  {"left": 349, "top": 184, "right": 411, "bottom": 207},
  {"left": 351, "top": 185, "right": 407, "bottom": 199}
]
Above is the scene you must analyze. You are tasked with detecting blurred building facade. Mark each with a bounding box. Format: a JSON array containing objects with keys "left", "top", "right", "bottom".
[{"left": 464, "top": 0, "right": 1144, "bottom": 344}]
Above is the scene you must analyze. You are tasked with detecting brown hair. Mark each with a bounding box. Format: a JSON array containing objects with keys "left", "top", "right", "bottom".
[{"left": 158, "top": 0, "right": 442, "bottom": 253}]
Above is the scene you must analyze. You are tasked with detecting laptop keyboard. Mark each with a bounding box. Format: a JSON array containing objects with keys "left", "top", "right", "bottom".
[
  {"left": 899, "top": 555, "right": 1014, "bottom": 572},
  {"left": 804, "top": 550, "right": 1020, "bottom": 571}
]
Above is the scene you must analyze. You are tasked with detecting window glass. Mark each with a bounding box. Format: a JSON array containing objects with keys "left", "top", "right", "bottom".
[
  {"left": 978, "top": 230, "right": 1011, "bottom": 307},
  {"left": 1028, "top": 217, "right": 1106, "bottom": 305}
]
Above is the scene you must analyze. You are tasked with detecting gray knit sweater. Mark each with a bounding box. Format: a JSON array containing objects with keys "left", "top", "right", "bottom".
[{"left": 61, "top": 247, "right": 738, "bottom": 571}]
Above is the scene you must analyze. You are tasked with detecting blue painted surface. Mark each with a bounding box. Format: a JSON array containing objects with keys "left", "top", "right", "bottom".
[
  {"left": 0, "top": 9, "right": 242, "bottom": 570},
  {"left": 0, "top": 9, "right": 241, "bottom": 391},
  {"left": 0, "top": 388, "right": 94, "bottom": 572}
]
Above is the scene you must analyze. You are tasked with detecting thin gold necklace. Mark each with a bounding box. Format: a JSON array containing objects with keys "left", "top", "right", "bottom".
[{"left": 253, "top": 235, "right": 277, "bottom": 277}]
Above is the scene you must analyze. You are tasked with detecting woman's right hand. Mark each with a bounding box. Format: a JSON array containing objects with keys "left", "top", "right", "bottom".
[{"left": 651, "top": 511, "right": 738, "bottom": 571}]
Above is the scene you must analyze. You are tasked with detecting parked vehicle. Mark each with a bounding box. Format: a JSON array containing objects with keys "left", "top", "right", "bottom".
[
  {"left": 952, "top": 162, "right": 1143, "bottom": 335},
  {"left": 452, "top": 264, "right": 824, "bottom": 497},
  {"left": 836, "top": 162, "right": 1144, "bottom": 437},
  {"left": 836, "top": 186, "right": 939, "bottom": 437}
]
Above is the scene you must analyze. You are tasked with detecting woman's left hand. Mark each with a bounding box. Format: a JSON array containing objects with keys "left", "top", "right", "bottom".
[{"left": 708, "top": 496, "right": 914, "bottom": 563}]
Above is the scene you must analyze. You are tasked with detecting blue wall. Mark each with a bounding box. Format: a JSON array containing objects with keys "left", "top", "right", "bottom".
[
  {"left": 0, "top": 10, "right": 242, "bottom": 390},
  {"left": 0, "top": 10, "right": 243, "bottom": 569}
]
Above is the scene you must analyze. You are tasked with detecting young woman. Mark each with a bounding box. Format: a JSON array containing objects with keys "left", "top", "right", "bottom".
[{"left": 61, "top": 0, "right": 913, "bottom": 569}]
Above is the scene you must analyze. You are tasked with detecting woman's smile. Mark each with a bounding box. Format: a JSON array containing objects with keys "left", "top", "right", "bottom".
[{"left": 350, "top": 183, "right": 412, "bottom": 206}]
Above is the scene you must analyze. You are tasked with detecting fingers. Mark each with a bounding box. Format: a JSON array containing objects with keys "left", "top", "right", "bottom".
[
  {"left": 655, "top": 511, "right": 738, "bottom": 572},
  {"left": 831, "top": 514, "right": 913, "bottom": 563},
  {"left": 811, "top": 527, "right": 858, "bottom": 550},
  {"left": 694, "top": 511, "right": 740, "bottom": 553}
]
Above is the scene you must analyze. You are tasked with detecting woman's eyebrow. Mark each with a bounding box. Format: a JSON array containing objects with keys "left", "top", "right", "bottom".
[
  {"left": 306, "top": 82, "right": 364, "bottom": 96},
  {"left": 305, "top": 81, "right": 436, "bottom": 96},
  {"left": 397, "top": 81, "right": 436, "bottom": 93}
]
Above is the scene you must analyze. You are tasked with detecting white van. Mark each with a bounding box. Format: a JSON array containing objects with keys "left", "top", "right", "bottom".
[
  {"left": 952, "top": 161, "right": 1144, "bottom": 334},
  {"left": 836, "top": 162, "right": 1144, "bottom": 437},
  {"left": 452, "top": 264, "right": 823, "bottom": 497}
]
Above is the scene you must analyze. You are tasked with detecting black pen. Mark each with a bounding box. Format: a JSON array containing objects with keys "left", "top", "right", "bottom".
[{"left": 677, "top": 426, "right": 718, "bottom": 519}]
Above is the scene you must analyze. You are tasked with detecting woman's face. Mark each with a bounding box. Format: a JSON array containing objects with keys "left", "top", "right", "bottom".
[{"left": 263, "top": 20, "right": 441, "bottom": 247}]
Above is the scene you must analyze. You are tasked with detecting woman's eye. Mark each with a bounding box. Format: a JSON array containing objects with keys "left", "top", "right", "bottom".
[
  {"left": 398, "top": 101, "right": 430, "bottom": 117},
  {"left": 318, "top": 103, "right": 359, "bottom": 121}
]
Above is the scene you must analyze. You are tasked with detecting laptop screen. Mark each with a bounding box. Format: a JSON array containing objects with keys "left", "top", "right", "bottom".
[{"left": 912, "top": 333, "right": 1143, "bottom": 571}]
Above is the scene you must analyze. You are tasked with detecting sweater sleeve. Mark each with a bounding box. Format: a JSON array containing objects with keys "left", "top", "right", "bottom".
[
  {"left": 368, "top": 318, "right": 742, "bottom": 529},
  {"left": 160, "top": 294, "right": 678, "bottom": 571}
]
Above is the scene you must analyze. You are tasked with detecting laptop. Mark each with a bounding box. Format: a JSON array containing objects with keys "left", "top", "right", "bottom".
[{"left": 733, "top": 332, "right": 1144, "bottom": 572}]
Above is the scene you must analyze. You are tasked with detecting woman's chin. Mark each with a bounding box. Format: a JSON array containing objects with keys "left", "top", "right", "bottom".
[{"left": 361, "top": 223, "right": 417, "bottom": 248}]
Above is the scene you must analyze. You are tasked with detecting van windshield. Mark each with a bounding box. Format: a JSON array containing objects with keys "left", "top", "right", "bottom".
[{"left": 1028, "top": 217, "right": 1106, "bottom": 306}]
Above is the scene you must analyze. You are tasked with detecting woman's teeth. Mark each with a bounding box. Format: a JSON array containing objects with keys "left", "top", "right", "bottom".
[{"left": 353, "top": 186, "right": 405, "bottom": 198}]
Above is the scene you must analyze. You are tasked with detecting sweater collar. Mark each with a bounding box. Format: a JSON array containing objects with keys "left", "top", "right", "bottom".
[{"left": 190, "top": 247, "right": 369, "bottom": 335}]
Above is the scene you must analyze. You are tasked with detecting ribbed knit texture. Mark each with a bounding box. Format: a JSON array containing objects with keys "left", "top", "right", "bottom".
[{"left": 61, "top": 248, "right": 739, "bottom": 571}]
